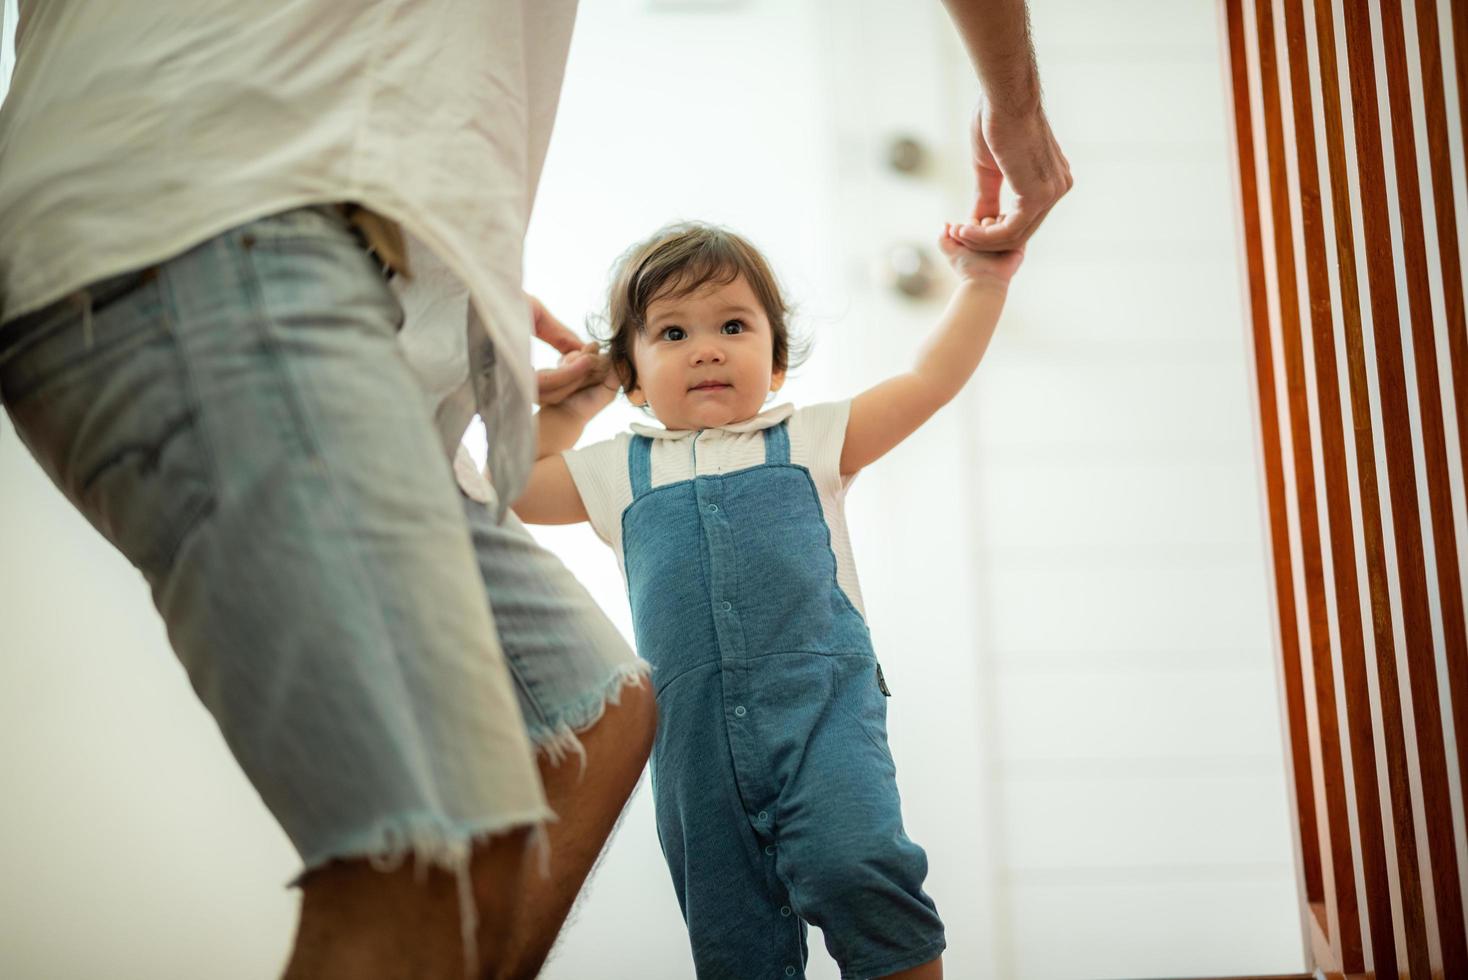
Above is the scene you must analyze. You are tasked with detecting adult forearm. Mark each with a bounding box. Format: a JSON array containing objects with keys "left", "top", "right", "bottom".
[
  {"left": 940, "top": 0, "right": 1041, "bottom": 113},
  {"left": 913, "top": 279, "right": 1008, "bottom": 403}
]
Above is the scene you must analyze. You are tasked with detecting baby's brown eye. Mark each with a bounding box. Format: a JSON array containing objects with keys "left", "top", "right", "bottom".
[
  {"left": 722, "top": 320, "right": 744, "bottom": 335},
  {"left": 663, "top": 327, "right": 686, "bottom": 341}
]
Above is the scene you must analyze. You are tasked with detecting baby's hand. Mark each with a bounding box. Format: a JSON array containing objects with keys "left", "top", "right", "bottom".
[
  {"left": 555, "top": 349, "right": 620, "bottom": 422},
  {"left": 940, "top": 220, "right": 1024, "bottom": 287}
]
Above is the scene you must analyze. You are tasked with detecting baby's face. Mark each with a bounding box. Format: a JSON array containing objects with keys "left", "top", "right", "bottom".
[{"left": 629, "top": 274, "right": 783, "bottom": 430}]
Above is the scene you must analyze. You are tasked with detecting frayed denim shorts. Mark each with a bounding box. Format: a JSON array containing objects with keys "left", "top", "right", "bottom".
[{"left": 0, "top": 205, "right": 645, "bottom": 881}]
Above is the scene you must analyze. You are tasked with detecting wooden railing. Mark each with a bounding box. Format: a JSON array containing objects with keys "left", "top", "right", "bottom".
[{"left": 1222, "top": 0, "right": 1468, "bottom": 977}]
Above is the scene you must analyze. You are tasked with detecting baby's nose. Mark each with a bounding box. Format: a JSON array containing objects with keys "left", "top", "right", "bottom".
[{"left": 692, "top": 346, "right": 725, "bottom": 365}]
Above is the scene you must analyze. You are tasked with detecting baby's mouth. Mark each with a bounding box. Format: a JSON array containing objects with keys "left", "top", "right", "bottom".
[{"left": 689, "top": 381, "right": 732, "bottom": 392}]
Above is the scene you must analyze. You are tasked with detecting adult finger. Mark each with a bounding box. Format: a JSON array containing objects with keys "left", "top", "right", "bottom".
[
  {"left": 968, "top": 97, "right": 1005, "bottom": 220},
  {"left": 973, "top": 170, "right": 1004, "bottom": 226},
  {"left": 972, "top": 136, "right": 1003, "bottom": 222},
  {"left": 538, "top": 377, "right": 589, "bottom": 406},
  {"left": 953, "top": 205, "right": 1040, "bottom": 251},
  {"left": 526, "top": 294, "right": 585, "bottom": 356},
  {"left": 533, "top": 310, "right": 584, "bottom": 356},
  {"left": 542, "top": 372, "right": 616, "bottom": 409},
  {"left": 954, "top": 186, "right": 1063, "bottom": 251},
  {"left": 535, "top": 357, "right": 598, "bottom": 404},
  {"left": 962, "top": 205, "right": 1054, "bottom": 251},
  {"left": 541, "top": 350, "right": 614, "bottom": 403},
  {"left": 538, "top": 381, "right": 583, "bottom": 406}
]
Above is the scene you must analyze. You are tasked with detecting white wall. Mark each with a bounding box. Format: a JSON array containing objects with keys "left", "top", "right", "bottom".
[
  {"left": 967, "top": 3, "right": 1305, "bottom": 975},
  {"left": 0, "top": 2, "right": 1307, "bottom": 978}
]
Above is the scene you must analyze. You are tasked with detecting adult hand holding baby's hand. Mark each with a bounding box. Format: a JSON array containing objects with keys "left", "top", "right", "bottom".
[
  {"left": 940, "top": 220, "right": 1024, "bottom": 287},
  {"left": 556, "top": 363, "right": 620, "bottom": 422},
  {"left": 951, "top": 97, "right": 1071, "bottom": 252},
  {"left": 529, "top": 293, "right": 605, "bottom": 406}
]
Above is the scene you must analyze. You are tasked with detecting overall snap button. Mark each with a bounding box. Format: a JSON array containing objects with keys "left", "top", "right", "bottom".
[{"left": 734, "top": 705, "right": 747, "bottom": 717}]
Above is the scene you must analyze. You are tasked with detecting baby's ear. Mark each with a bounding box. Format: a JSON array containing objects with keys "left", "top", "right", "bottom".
[
  {"left": 770, "top": 368, "right": 786, "bottom": 393},
  {"left": 611, "top": 357, "right": 641, "bottom": 403}
]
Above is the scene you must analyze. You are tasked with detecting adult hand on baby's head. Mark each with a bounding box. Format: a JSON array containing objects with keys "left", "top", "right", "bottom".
[{"left": 940, "top": 221, "right": 1024, "bottom": 286}]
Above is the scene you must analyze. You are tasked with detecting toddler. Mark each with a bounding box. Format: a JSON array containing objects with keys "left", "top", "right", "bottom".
[{"left": 514, "top": 221, "right": 1021, "bottom": 979}]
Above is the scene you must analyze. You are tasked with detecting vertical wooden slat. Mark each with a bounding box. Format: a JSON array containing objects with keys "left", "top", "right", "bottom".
[
  {"left": 1307, "top": 0, "right": 1412, "bottom": 970},
  {"left": 1310, "top": 0, "right": 1403, "bottom": 781},
  {"left": 1412, "top": 0, "right": 1468, "bottom": 813},
  {"left": 1418, "top": 0, "right": 1468, "bottom": 481},
  {"left": 1376, "top": 1, "right": 1468, "bottom": 974},
  {"left": 1256, "top": 0, "right": 1363, "bottom": 970},
  {"left": 1339, "top": 1, "right": 1442, "bottom": 975},
  {"left": 1223, "top": 0, "right": 1326, "bottom": 930},
  {"left": 1281, "top": 0, "right": 1400, "bottom": 972}
]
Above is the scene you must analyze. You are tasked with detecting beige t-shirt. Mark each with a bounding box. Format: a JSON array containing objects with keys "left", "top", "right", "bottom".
[{"left": 0, "top": 0, "right": 578, "bottom": 507}]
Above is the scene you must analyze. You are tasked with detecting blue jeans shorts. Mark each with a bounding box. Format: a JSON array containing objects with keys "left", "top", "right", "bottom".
[{"left": 0, "top": 205, "right": 646, "bottom": 882}]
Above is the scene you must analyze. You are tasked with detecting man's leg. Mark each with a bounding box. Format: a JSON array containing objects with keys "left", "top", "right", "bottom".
[
  {"left": 284, "top": 681, "right": 654, "bottom": 980},
  {"left": 285, "top": 829, "right": 531, "bottom": 980},
  {"left": 455, "top": 501, "right": 660, "bottom": 978},
  {"left": 0, "top": 207, "right": 555, "bottom": 980},
  {"left": 497, "top": 682, "right": 657, "bottom": 978}
]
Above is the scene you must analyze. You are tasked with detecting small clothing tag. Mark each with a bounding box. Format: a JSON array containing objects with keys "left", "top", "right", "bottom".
[{"left": 876, "top": 662, "right": 891, "bottom": 697}]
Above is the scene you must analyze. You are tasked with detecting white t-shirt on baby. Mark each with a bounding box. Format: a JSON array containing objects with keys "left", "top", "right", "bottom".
[{"left": 561, "top": 400, "right": 868, "bottom": 618}]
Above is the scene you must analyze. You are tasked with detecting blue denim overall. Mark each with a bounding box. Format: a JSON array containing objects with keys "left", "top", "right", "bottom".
[{"left": 621, "top": 421, "right": 945, "bottom": 979}]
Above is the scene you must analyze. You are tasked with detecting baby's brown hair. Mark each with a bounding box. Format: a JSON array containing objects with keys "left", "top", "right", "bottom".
[{"left": 597, "top": 222, "right": 803, "bottom": 397}]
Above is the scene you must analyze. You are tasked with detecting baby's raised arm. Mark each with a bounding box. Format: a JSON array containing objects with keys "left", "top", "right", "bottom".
[{"left": 838, "top": 225, "right": 1023, "bottom": 475}]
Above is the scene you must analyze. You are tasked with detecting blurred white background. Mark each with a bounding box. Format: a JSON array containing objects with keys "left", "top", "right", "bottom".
[{"left": 0, "top": 1, "right": 1306, "bottom": 977}]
